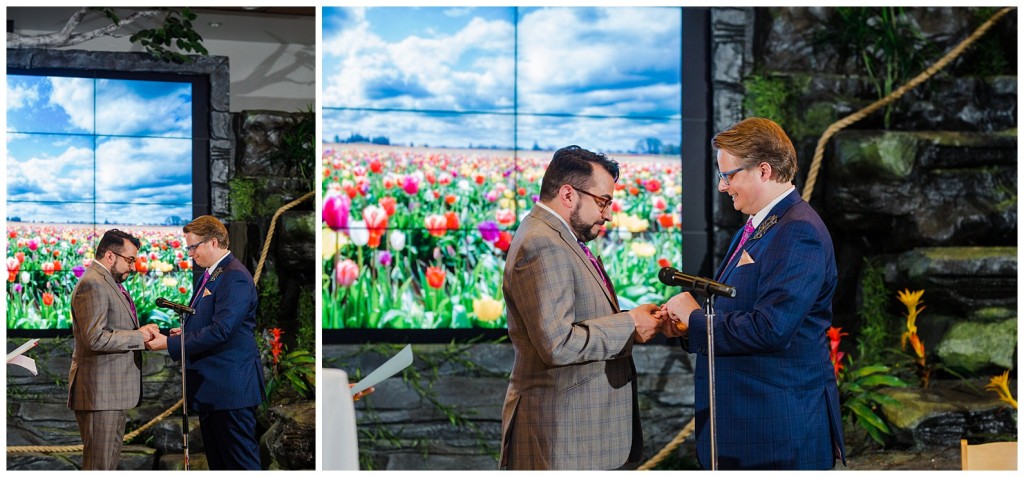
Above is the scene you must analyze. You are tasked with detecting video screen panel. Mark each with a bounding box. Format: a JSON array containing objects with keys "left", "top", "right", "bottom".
[
  {"left": 322, "top": 6, "right": 684, "bottom": 331},
  {"left": 6, "top": 74, "right": 196, "bottom": 330}
]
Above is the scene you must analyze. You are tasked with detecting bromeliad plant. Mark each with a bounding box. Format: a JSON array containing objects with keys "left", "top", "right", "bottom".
[
  {"left": 259, "top": 327, "right": 315, "bottom": 408},
  {"left": 897, "top": 289, "right": 931, "bottom": 388},
  {"left": 986, "top": 370, "right": 1018, "bottom": 410},
  {"left": 830, "top": 326, "right": 908, "bottom": 446}
]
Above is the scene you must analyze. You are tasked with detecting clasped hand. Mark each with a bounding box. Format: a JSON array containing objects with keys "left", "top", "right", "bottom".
[
  {"left": 631, "top": 291, "right": 702, "bottom": 342},
  {"left": 140, "top": 324, "right": 181, "bottom": 351}
]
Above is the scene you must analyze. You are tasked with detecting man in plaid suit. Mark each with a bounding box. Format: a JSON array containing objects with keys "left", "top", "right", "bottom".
[
  {"left": 662, "top": 118, "right": 846, "bottom": 469},
  {"left": 499, "top": 145, "right": 665, "bottom": 470},
  {"left": 68, "top": 229, "right": 160, "bottom": 469}
]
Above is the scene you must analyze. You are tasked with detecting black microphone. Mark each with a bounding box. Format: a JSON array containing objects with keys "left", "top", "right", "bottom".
[
  {"left": 155, "top": 297, "right": 195, "bottom": 315},
  {"left": 658, "top": 267, "right": 737, "bottom": 298}
]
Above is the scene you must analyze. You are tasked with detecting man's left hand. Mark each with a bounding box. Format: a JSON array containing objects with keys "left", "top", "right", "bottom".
[{"left": 146, "top": 332, "right": 168, "bottom": 351}]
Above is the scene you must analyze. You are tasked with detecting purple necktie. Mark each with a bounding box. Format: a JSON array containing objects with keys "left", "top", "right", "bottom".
[
  {"left": 190, "top": 271, "right": 211, "bottom": 309},
  {"left": 727, "top": 218, "right": 756, "bottom": 267},
  {"left": 578, "top": 240, "right": 615, "bottom": 297},
  {"left": 117, "top": 283, "right": 137, "bottom": 324}
]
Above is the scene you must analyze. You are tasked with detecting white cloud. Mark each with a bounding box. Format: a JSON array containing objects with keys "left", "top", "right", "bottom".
[
  {"left": 48, "top": 77, "right": 94, "bottom": 132},
  {"left": 7, "top": 145, "right": 95, "bottom": 202},
  {"left": 7, "top": 82, "right": 40, "bottom": 111}
]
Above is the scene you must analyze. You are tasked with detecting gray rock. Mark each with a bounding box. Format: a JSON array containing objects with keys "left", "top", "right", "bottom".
[
  {"left": 260, "top": 401, "right": 315, "bottom": 470},
  {"left": 879, "top": 384, "right": 1016, "bottom": 447},
  {"left": 936, "top": 318, "right": 1017, "bottom": 372}
]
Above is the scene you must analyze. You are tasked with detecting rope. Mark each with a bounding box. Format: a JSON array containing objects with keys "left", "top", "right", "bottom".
[
  {"left": 253, "top": 190, "right": 315, "bottom": 285},
  {"left": 802, "top": 6, "right": 1015, "bottom": 202},
  {"left": 8, "top": 191, "right": 314, "bottom": 455},
  {"left": 637, "top": 417, "right": 696, "bottom": 470}
]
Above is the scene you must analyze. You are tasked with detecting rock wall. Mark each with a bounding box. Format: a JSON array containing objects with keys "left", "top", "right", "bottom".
[{"left": 323, "top": 343, "right": 697, "bottom": 470}]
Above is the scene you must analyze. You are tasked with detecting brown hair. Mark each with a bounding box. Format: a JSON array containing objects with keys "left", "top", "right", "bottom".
[
  {"left": 712, "top": 117, "right": 797, "bottom": 183},
  {"left": 183, "top": 215, "right": 230, "bottom": 249}
]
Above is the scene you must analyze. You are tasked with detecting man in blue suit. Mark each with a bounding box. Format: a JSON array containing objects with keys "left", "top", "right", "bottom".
[
  {"left": 662, "top": 118, "right": 845, "bottom": 469},
  {"left": 148, "top": 215, "right": 266, "bottom": 470}
]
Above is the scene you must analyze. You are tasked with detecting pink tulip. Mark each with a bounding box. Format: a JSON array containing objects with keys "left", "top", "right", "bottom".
[
  {"left": 402, "top": 175, "right": 420, "bottom": 195},
  {"left": 335, "top": 259, "right": 359, "bottom": 287},
  {"left": 323, "top": 193, "right": 351, "bottom": 232},
  {"left": 425, "top": 214, "right": 447, "bottom": 237}
]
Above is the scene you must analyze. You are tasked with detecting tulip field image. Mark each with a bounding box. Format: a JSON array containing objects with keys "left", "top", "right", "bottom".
[
  {"left": 6, "top": 73, "right": 195, "bottom": 330},
  {"left": 322, "top": 7, "right": 685, "bottom": 329},
  {"left": 321, "top": 145, "right": 683, "bottom": 329},
  {"left": 7, "top": 224, "right": 193, "bottom": 330}
]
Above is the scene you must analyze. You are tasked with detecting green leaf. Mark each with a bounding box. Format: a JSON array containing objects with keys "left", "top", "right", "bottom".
[
  {"left": 857, "top": 374, "right": 909, "bottom": 388},
  {"left": 849, "top": 400, "right": 890, "bottom": 433}
]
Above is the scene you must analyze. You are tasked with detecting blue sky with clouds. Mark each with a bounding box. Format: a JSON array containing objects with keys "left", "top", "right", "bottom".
[
  {"left": 322, "top": 6, "right": 682, "bottom": 152},
  {"left": 6, "top": 75, "right": 193, "bottom": 225}
]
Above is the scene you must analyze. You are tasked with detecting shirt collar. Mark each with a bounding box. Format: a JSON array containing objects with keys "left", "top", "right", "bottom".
[
  {"left": 205, "top": 250, "right": 231, "bottom": 275},
  {"left": 749, "top": 185, "right": 795, "bottom": 228},
  {"left": 536, "top": 202, "right": 580, "bottom": 242}
]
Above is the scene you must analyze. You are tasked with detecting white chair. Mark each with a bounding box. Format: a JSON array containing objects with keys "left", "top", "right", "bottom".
[
  {"left": 961, "top": 439, "right": 1017, "bottom": 470},
  {"left": 323, "top": 368, "right": 360, "bottom": 470}
]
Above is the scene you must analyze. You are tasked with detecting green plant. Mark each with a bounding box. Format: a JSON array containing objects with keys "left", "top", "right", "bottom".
[
  {"left": 269, "top": 106, "right": 316, "bottom": 190},
  {"left": 855, "top": 258, "right": 899, "bottom": 364},
  {"left": 954, "top": 8, "right": 1011, "bottom": 78},
  {"left": 229, "top": 177, "right": 283, "bottom": 221},
  {"left": 743, "top": 75, "right": 790, "bottom": 122},
  {"left": 742, "top": 74, "right": 835, "bottom": 140},
  {"left": 815, "top": 7, "right": 937, "bottom": 127},
  {"left": 259, "top": 327, "right": 315, "bottom": 409},
  {"left": 839, "top": 362, "right": 908, "bottom": 445},
  {"left": 98, "top": 8, "right": 210, "bottom": 63}
]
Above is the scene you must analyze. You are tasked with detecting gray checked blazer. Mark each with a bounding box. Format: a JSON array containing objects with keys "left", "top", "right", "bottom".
[
  {"left": 68, "top": 263, "right": 145, "bottom": 411},
  {"left": 499, "top": 205, "right": 642, "bottom": 470}
]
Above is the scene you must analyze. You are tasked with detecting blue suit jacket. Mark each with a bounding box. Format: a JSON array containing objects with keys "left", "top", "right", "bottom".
[
  {"left": 168, "top": 253, "right": 266, "bottom": 412},
  {"left": 686, "top": 190, "right": 846, "bottom": 469}
]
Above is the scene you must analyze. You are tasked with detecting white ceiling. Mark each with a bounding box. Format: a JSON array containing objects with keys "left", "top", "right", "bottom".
[{"left": 7, "top": 7, "right": 315, "bottom": 46}]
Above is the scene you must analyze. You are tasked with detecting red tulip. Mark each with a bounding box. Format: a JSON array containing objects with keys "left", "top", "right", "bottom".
[
  {"left": 42, "top": 292, "right": 55, "bottom": 306},
  {"left": 495, "top": 231, "right": 513, "bottom": 252},
  {"left": 445, "top": 211, "right": 460, "bottom": 230},
  {"left": 445, "top": 194, "right": 457, "bottom": 206},
  {"left": 53, "top": 260, "right": 62, "bottom": 272},
  {"left": 645, "top": 179, "right": 662, "bottom": 193},
  {"left": 42, "top": 262, "right": 55, "bottom": 275},
  {"left": 495, "top": 209, "right": 516, "bottom": 227},
  {"left": 363, "top": 205, "right": 389, "bottom": 248},
  {"left": 628, "top": 186, "right": 640, "bottom": 196},
  {"left": 6, "top": 258, "right": 20, "bottom": 282},
  {"left": 657, "top": 214, "right": 676, "bottom": 229},
  {"left": 369, "top": 159, "right": 383, "bottom": 174},
  {"left": 425, "top": 214, "right": 447, "bottom": 237},
  {"left": 15, "top": 252, "right": 25, "bottom": 264},
  {"left": 425, "top": 266, "right": 445, "bottom": 289},
  {"left": 657, "top": 258, "right": 671, "bottom": 268},
  {"left": 475, "top": 175, "right": 485, "bottom": 185},
  {"left": 378, "top": 196, "right": 397, "bottom": 217}
]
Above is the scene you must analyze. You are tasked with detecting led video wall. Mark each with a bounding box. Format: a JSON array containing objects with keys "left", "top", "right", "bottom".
[
  {"left": 322, "top": 7, "right": 685, "bottom": 331},
  {"left": 7, "top": 72, "right": 198, "bottom": 330}
]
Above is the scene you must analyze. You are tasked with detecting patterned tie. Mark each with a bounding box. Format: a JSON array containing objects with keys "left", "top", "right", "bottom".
[
  {"left": 727, "top": 218, "right": 756, "bottom": 267},
  {"left": 117, "top": 283, "right": 138, "bottom": 324},
  {"left": 577, "top": 240, "right": 615, "bottom": 297},
  {"left": 189, "top": 270, "right": 211, "bottom": 309}
]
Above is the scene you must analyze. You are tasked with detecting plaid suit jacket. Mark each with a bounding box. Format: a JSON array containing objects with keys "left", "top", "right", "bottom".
[
  {"left": 500, "top": 206, "right": 642, "bottom": 470},
  {"left": 167, "top": 253, "right": 265, "bottom": 412},
  {"left": 68, "top": 263, "right": 145, "bottom": 410},
  {"left": 686, "top": 190, "right": 846, "bottom": 469}
]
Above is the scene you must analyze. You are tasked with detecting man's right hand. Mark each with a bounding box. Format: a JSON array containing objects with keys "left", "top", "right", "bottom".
[
  {"left": 629, "top": 303, "right": 662, "bottom": 343},
  {"left": 139, "top": 323, "right": 160, "bottom": 342}
]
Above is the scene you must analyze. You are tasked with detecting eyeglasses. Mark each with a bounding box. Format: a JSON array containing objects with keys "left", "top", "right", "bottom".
[
  {"left": 185, "top": 238, "right": 209, "bottom": 254},
  {"left": 111, "top": 251, "right": 137, "bottom": 266},
  {"left": 717, "top": 166, "right": 747, "bottom": 186},
  {"left": 575, "top": 187, "right": 613, "bottom": 213}
]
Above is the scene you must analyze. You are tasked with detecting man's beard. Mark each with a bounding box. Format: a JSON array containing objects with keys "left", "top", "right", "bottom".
[{"left": 570, "top": 204, "right": 602, "bottom": 242}]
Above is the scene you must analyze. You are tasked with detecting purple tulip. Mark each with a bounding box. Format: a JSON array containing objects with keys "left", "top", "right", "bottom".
[
  {"left": 73, "top": 265, "right": 86, "bottom": 279},
  {"left": 378, "top": 250, "right": 393, "bottom": 267},
  {"left": 322, "top": 193, "right": 351, "bottom": 232},
  {"left": 13, "top": 284, "right": 23, "bottom": 293},
  {"left": 478, "top": 221, "right": 500, "bottom": 243}
]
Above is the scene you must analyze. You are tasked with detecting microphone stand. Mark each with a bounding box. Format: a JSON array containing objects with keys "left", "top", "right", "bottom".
[
  {"left": 692, "top": 281, "right": 718, "bottom": 471},
  {"left": 170, "top": 309, "right": 191, "bottom": 471}
]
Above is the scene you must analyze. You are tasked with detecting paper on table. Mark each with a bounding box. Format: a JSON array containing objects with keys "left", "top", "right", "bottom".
[
  {"left": 7, "top": 339, "right": 40, "bottom": 375},
  {"left": 350, "top": 344, "right": 413, "bottom": 396}
]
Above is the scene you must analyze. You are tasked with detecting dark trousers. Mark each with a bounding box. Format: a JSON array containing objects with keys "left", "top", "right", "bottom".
[{"left": 199, "top": 406, "right": 261, "bottom": 470}]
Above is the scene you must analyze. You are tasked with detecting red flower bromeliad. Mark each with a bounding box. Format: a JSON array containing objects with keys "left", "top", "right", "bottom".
[
  {"left": 827, "top": 326, "right": 848, "bottom": 378},
  {"left": 269, "top": 327, "right": 284, "bottom": 366}
]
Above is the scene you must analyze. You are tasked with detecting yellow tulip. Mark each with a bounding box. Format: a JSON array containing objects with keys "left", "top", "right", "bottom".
[
  {"left": 986, "top": 370, "right": 1018, "bottom": 409},
  {"left": 472, "top": 297, "right": 504, "bottom": 322}
]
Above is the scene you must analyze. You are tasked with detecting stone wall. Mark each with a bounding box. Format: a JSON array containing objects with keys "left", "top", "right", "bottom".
[{"left": 323, "top": 343, "right": 697, "bottom": 470}]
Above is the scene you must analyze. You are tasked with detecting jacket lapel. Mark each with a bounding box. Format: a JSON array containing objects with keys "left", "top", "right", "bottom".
[
  {"left": 718, "top": 190, "right": 802, "bottom": 283},
  {"left": 532, "top": 207, "right": 619, "bottom": 312},
  {"left": 95, "top": 264, "right": 138, "bottom": 328}
]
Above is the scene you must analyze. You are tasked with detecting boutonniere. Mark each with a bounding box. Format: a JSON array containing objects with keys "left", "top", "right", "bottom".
[
  {"left": 751, "top": 215, "right": 778, "bottom": 240},
  {"left": 209, "top": 267, "right": 225, "bottom": 283}
]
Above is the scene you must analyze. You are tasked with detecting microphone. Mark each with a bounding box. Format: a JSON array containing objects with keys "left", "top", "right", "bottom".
[
  {"left": 155, "top": 297, "right": 195, "bottom": 315},
  {"left": 658, "top": 267, "right": 737, "bottom": 298}
]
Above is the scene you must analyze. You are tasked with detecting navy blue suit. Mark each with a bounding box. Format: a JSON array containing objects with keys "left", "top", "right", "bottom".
[
  {"left": 168, "top": 252, "right": 266, "bottom": 469},
  {"left": 685, "top": 190, "right": 845, "bottom": 469}
]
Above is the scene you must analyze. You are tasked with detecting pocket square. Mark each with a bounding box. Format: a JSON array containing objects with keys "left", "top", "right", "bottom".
[
  {"left": 737, "top": 250, "right": 755, "bottom": 266},
  {"left": 202, "top": 287, "right": 213, "bottom": 297}
]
